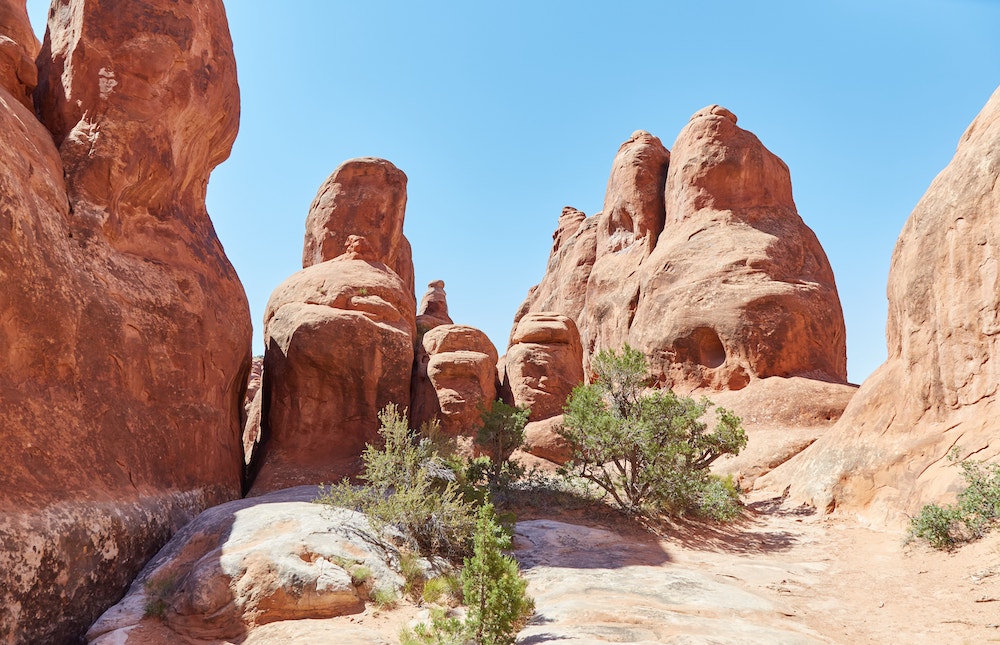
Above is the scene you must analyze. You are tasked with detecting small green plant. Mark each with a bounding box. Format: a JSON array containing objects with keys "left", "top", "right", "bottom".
[
  {"left": 909, "top": 448, "right": 1000, "bottom": 549},
  {"left": 143, "top": 573, "right": 178, "bottom": 619},
  {"left": 421, "top": 574, "right": 463, "bottom": 606},
  {"left": 348, "top": 564, "right": 372, "bottom": 587},
  {"left": 371, "top": 585, "right": 399, "bottom": 609},
  {"left": 399, "top": 551, "right": 427, "bottom": 600},
  {"left": 316, "top": 405, "right": 477, "bottom": 559},
  {"left": 559, "top": 345, "right": 747, "bottom": 518},
  {"left": 401, "top": 504, "right": 534, "bottom": 645}
]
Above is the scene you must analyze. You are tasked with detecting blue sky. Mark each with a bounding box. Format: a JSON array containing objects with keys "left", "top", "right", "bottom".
[{"left": 24, "top": 1, "right": 1000, "bottom": 384}]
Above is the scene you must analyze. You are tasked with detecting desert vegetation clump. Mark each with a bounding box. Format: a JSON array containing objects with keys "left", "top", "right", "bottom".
[
  {"left": 909, "top": 448, "right": 1000, "bottom": 550},
  {"left": 401, "top": 503, "right": 535, "bottom": 645},
  {"left": 466, "top": 400, "right": 531, "bottom": 500},
  {"left": 558, "top": 345, "right": 747, "bottom": 520}
]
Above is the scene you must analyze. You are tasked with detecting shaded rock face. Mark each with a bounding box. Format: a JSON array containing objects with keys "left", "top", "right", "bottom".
[
  {"left": 0, "top": 0, "right": 38, "bottom": 109},
  {"left": 761, "top": 86, "right": 1000, "bottom": 523},
  {"left": 513, "top": 108, "right": 846, "bottom": 392},
  {"left": 253, "top": 238, "right": 416, "bottom": 494},
  {"left": 411, "top": 324, "right": 499, "bottom": 435},
  {"left": 0, "top": 1, "right": 250, "bottom": 642},
  {"left": 504, "top": 313, "right": 584, "bottom": 423},
  {"left": 416, "top": 279, "right": 453, "bottom": 331},
  {"left": 86, "top": 487, "right": 405, "bottom": 644},
  {"left": 301, "top": 157, "right": 414, "bottom": 294}
]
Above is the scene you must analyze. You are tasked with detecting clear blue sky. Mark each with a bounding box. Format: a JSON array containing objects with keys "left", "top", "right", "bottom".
[{"left": 25, "top": 1, "right": 1000, "bottom": 384}]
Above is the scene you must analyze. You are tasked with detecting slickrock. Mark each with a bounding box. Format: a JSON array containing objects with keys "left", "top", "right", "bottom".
[
  {"left": 760, "top": 86, "right": 1000, "bottom": 523},
  {"left": 411, "top": 324, "right": 499, "bottom": 435},
  {"left": 513, "top": 109, "right": 847, "bottom": 394},
  {"left": 301, "top": 157, "right": 415, "bottom": 293},
  {"left": 253, "top": 236, "right": 416, "bottom": 494},
  {"left": 86, "top": 487, "right": 406, "bottom": 644},
  {"left": 503, "top": 313, "right": 584, "bottom": 423},
  {"left": 416, "top": 279, "right": 454, "bottom": 332},
  {"left": 0, "top": 0, "right": 37, "bottom": 109},
  {"left": 0, "top": 1, "right": 250, "bottom": 642}
]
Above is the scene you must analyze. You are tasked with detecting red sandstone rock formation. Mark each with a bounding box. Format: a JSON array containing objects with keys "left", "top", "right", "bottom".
[
  {"left": 301, "top": 157, "right": 414, "bottom": 294},
  {"left": 411, "top": 324, "right": 499, "bottom": 435},
  {"left": 252, "top": 236, "right": 416, "bottom": 494},
  {"left": 760, "top": 86, "right": 1000, "bottom": 523},
  {"left": 0, "top": 0, "right": 37, "bottom": 109},
  {"left": 416, "top": 279, "right": 454, "bottom": 331},
  {"left": 514, "top": 108, "right": 847, "bottom": 393},
  {"left": 0, "top": 1, "right": 250, "bottom": 642},
  {"left": 503, "top": 313, "right": 585, "bottom": 423}
]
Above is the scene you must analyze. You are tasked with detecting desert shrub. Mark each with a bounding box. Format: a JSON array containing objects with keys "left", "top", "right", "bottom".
[
  {"left": 316, "top": 404, "right": 477, "bottom": 559},
  {"left": 467, "top": 400, "right": 531, "bottom": 498},
  {"left": 371, "top": 585, "right": 399, "bottom": 609},
  {"left": 909, "top": 449, "right": 1000, "bottom": 549},
  {"left": 402, "top": 503, "right": 534, "bottom": 645},
  {"left": 559, "top": 345, "right": 747, "bottom": 518},
  {"left": 143, "top": 573, "right": 178, "bottom": 619},
  {"left": 422, "top": 574, "right": 463, "bottom": 605}
]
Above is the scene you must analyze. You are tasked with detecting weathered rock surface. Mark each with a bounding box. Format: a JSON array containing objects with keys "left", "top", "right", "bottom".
[
  {"left": 511, "top": 206, "right": 596, "bottom": 337},
  {"left": 86, "top": 487, "right": 405, "bottom": 644},
  {"left": 416, "top": 279, "right": 454, "bottom": 332},
  {"left": 514, "top": 519, "right": 824, "bottom": 644},
  {"left": 253, "top": 237, "right": 416, "bottom": 494},
  {"left": 301, "top": 157, "right": 414, "bottom": 294},
  {"left": 411, "top": 324, "right": 499, "bottom": 435},
  {"left": 0, "top": 0, "right": 38, "bottom": 109},
  {"left": 760, "top": 86, "right": 1000, "bottom": 524},
  {"left": 522, "top": 415, "right": 572, "bottom": 464},
  {"left": 0, "top": 1, "right": 250, "bottom": 642},
  {"left": 514, "top": 108, "right": 847, "bottom": 393},
  {"left": 503, "top": 313, "right": 584, "bottom": 423}
]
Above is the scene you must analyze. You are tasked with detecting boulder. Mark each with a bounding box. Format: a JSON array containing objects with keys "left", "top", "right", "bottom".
[
  {"left": 0, "top": 0, "right": 38, "bottom": 109},
  {"left": 503, "top": 313, "right": 584, "bottom": 422},
  {"left": 253, "top": 237, "right": 416, "bottom": 494},
  {"left": 416, "top": 279, "right": 454, "bottom": 332},
  {"left": 412, "top": 325, "right": 499, "bottom": 435},
  {"left": 86, "top": 487, "right": 406, "bottom": 644},
  {"left": 0, "top": 1, "right": 250, "bottom": 642},
  {"left": 301, "top": 157, "right": 414, "bottom": 294},
  {"left": 760, "top": 86, "right": 1000, "bottom": 524},
  {"left": 522, "top": 415, "right": 572, "bottom": 464}
]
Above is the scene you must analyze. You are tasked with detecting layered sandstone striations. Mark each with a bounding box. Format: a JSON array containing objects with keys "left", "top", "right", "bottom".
[
  {"left": 514, "top": 108, "right": 847, "bottom": 392},
  {"left": 0, "top": 1, "right": 250, "bottom": 642},
  {"left": 253, "top": 235, "right": 416, "bottom": 493},
  {"left": 504, "top": 313, "right": 584, "bottom": 422},
  {"left": 761, "top": 86, "right": 1000, "bottom": 522}
]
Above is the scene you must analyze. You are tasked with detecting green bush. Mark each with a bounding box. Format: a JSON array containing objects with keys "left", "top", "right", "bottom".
[
  {"left": 316, "top": 404, "right": 477, "bottom": 559},
  {"left": 909, "top": 449, "right": 1000, "bottom": 549},
  {"left": 559, "top": 345, "right": 747, "bottom": 518},
  {"left": 467, "top": 400, "right": 531, "bottom": 498},
  {"left": 402, "top": 503, "right": 535, "bottom": 645}
]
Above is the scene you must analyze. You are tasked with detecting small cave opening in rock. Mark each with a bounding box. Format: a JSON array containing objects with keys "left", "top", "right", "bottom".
[{"left": 685, "top": 327, "right": 727, "bottom": 369}]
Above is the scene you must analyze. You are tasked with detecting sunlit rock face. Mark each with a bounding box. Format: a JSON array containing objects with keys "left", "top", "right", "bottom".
[
  {"left": 0, "top": 0, "right": 250, "bottom": 642},
  {"left": 253, "top": 235, "right": 416, "bottom": 494},
  {"left": 513, "top": 108, "right": 847, "bottom": 392},
  {"left": 762, "top": 86, "right": 1000, "bottom": 524}
]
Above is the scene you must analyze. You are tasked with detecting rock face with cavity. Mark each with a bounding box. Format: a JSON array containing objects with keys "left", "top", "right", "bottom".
[
  {"left": 254, "top": 235, "right": 416, "bottom": 494},
  {"left": 0, "top": 1, "right": 250, "bottom": 642},
  {"left": 504, "top": 313, "right": 585, "bottom": 422},
  {"left": 761, "top": 86, "right": 1000, "bottom": 523},
  {"left": 411, "top": 325, "right": 499, "bottom": 435},
  {"left": 301, "top": 157, "right": 414, "bottom": 294},
  {"left": 513, "top": 108, "right": 847, "bottom": 392}
]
